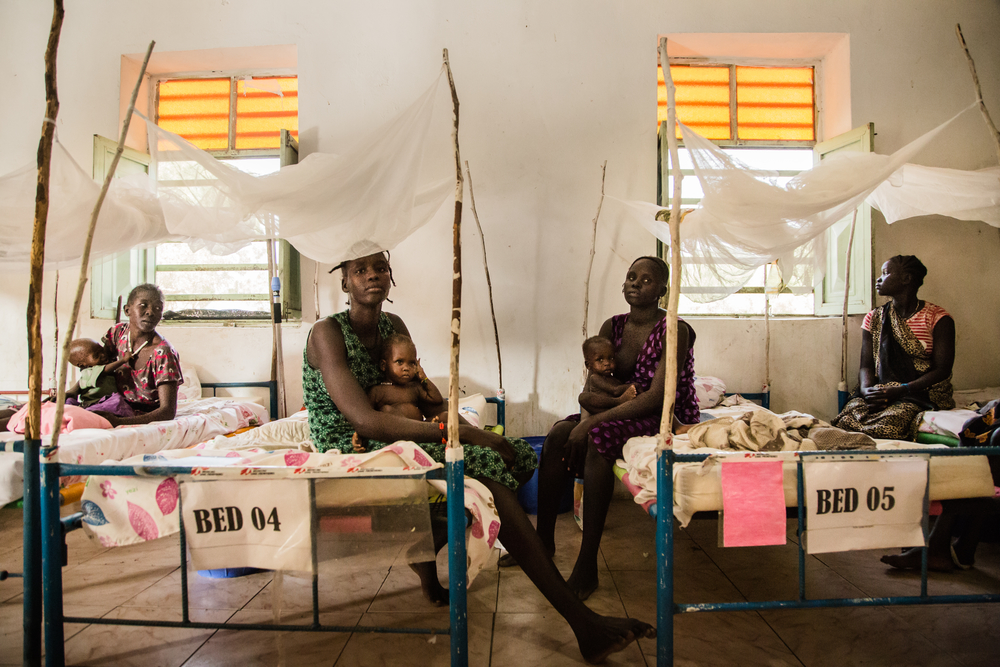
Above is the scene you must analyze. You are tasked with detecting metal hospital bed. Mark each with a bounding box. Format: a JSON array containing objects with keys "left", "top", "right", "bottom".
[
  {"left": 14, "top": 393, "right": 502, "bottom": 666},
  {"left": 651, "top": 446, "right": 1000, "bottom": 666}
]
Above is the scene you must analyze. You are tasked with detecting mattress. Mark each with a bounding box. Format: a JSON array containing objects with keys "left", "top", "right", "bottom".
[
  {"left": 0, "top": 397, "right": 268, "bottom": 506},
  {"left": 618, "top": 431, "right": 996, "bottom": 528}
]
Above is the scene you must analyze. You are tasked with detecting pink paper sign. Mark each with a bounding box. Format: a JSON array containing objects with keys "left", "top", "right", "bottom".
[{"left": 721, "top": 459, "right": 786, "bottom": 547}]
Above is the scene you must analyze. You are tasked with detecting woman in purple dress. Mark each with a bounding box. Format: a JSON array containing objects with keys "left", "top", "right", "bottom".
[{"left": 519, "top": 256, "right": 698, "bottom": 600}]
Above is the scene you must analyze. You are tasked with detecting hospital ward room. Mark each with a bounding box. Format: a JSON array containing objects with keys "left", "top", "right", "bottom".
[{"left": 3, "top": 1, "right": 1000, "bottom": 665}]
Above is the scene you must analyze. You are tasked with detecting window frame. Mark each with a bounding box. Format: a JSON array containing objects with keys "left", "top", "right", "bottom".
[
  {"left": 151, "top": 73, "right": 300, "bottom": 322},
  {"left": 657, "top": 56, "right": 821, "bottom": 317}
]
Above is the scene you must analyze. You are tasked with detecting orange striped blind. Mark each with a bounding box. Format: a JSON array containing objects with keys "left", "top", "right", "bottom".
[
  {"left": 235, "top": 77, "right": 299, "bottom": 149},
  {"left": 736, "top": 67, "right": 814, "bottom": 141},
  {"left": 658, "top": 64, "right": 814, "bottom": 142},
  {"left": 157, "top": 76, "right": 299, "bottom": 151},
  {"left": 157, "top": 78, "right": 231, "bottom": 151},
  {"left": 658, "top": 65, "right": 730, "bottom": 140}
]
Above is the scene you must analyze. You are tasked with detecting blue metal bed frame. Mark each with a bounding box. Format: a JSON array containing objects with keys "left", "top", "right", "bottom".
[
  {"left": 652, "top": 446, "right": 1000, "bottom": 666},
  {"left": 15, "top": 394, "right": 504, "bottom": 666}
]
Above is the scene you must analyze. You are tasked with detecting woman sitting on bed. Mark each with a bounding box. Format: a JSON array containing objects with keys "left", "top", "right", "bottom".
[
  {"left": 519, "top": 256, "right": 699, "bottom": 600},
  {"left": 96, "top": 284, "right": 184, "bottom": 427},
  {"left": 833, "top": 255, "right": 955, "bottom": 440},
  {"left": 303, "top": 251, "right": 653, "bottom": 662}
]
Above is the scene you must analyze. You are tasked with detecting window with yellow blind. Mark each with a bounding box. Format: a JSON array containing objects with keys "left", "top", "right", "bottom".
[
  {"left": 656, "top": 63, "right": 818, "bottom": 315},
  {"left": 156, "top": 76, "right": 299, "bottom": 154},
  {"left": 657, "top": 64, "right": 815, "bottom": 145},
  {"left": 144, "top": 76, "right": 300, "bottom": 321}
]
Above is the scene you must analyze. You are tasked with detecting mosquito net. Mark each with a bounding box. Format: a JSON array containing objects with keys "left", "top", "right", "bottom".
[{"left": 0, "top": 68, "right": 453, "bottom": 270}]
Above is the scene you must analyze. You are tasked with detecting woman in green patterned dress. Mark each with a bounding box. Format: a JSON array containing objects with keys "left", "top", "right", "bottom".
[{"left": 303, "top": 252, "right": 653, "bottom": 663}]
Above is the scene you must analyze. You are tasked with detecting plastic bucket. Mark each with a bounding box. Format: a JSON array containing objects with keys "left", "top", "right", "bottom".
[{"left": 516, "top": 436, "right": 574, "bottom": 515}]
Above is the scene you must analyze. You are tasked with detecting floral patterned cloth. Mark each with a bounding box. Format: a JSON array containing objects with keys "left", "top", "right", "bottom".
[
  {"left": 302, "top": 311, "right": 536, "bottom": 490},
  {"left": 582, "top": 314, "right": 699, "bottom": 462},
  {"left": 104, "top": 323, "right": 184, "bottom": 410},
  {"left": 79, "top": 443, "right": 500, "bottom": 584}
]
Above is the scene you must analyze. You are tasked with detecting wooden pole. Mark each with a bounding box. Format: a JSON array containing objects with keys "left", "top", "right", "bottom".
[
  {"left": 48, "top": 40, "right": 154, "bottom": 453},
  {"left": 840, "top": 208, "right": 859, "bottom": 391},
  {"left": 25, "top": 0, "right": 65, "bottom": 442},
  {"left": 956, "top": 24, "right": 1000, "bottom": 164},
  {"left": 464, "top": 161, "right": 503, "bottom": 391},
  {"left": 443, "top": 50, "right": 463, "bottom": 452},
  {"left": 582, "top": 161, "right": 607, "bottom": 345},
  {"left": 658, "top": 37, "right": 683, "bottom": 446}
]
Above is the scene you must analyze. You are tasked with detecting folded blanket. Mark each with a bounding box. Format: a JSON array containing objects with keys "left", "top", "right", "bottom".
[
  {"left": 687, "top": 410, "right": 876, "bottom": 452},
  {"left": 7, "top": 402, "right": 112, "bottom": 434}
]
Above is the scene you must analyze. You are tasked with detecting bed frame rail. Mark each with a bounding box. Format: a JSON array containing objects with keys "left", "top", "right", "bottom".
[{"left": 654, "top": 447, "right": 1000, "bottom": 666}]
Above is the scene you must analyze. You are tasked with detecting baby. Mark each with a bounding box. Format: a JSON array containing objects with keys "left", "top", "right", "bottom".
[
  {"left": 66, "top": 338, "right": 139, "bottom": 409},
  {"left": 353, "top": 334, "right": 461, "bottom": 452},
  {"left": 579, "top": 335, "right": 637, "bottom": 419}
]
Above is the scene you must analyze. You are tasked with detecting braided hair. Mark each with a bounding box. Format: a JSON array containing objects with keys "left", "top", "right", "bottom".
[{"left": 889, "top": 255, "right": 927, "bottom": 288}]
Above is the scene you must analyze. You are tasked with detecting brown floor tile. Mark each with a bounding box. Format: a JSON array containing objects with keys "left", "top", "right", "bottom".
[
  {"left": 335, "top": 611, "right": 492, "bottom": 666},
  {"left": 62, "top": 606, "right": 233, "bottom": 667},
  {"left": 185, "top": 608, "right": 358, "bottom": 666}
]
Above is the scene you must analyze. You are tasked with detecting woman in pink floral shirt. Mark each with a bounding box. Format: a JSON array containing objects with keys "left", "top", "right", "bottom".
[{"left": 99, "top": 284, "right": 184, "bottom": 426}]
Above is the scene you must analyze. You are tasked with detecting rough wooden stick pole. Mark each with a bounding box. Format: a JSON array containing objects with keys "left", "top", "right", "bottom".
[
  {"left": 47, "top": 40, "right": 154, "bottom": 453},
  {"left": 956, "top": 24, "right": 1000, "bottom": 163},
  {"left": 658, "top": 37, "right": 683, "bottom": 445},
  {"left": 443, "top": 49, "right": 463, "bottom": 451},
  {"left": 582, "top": 161, "right": 607, "bottom": 344},
  {"left": 464, "top": 161, "right": 503, "bottom": 390},
  {"left": 25, "top": 0, "right": 66, "bottom": 442},
  {"left": 840, "top": 208, "right": 859, "bottom": 390}
]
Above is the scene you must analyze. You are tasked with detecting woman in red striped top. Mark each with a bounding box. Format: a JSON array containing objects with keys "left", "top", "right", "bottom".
[{"left": 833, "top": 255, "right": 955, "bottom": 440}]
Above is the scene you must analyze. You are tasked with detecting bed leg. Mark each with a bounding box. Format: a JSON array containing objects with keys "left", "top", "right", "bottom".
[
  {"left": 22, "top": 438, "right": 42, "bottom": 667},
  {"left": 446, "top": 459, "right": 468, "bottom": 667},
  {"left": 656, "top": 449, "right": 674, "bottom": 667},
  {"left": 41, "top": 456, "right": 65, "bottom": 666}
]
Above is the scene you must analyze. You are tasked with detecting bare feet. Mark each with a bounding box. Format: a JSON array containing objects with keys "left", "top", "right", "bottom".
[
  {"left": 575, "top": 615, "right": 655, "bottom": 664},
  {"left": 351, "top": 431, "right": 366, "bottom": 453},
  {"left": 880, "top": 548, "right": 954, "bottom": 572},
  {"left": 409, "top": 561, "right": 449, "bottom": 607}
]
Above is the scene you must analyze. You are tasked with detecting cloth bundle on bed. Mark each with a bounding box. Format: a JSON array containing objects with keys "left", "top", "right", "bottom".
[
  {"left": 687, "top": 410, "right": 876, "bottom": 452},
  {"left": 80, "top": 442, "right": 499, "bottom": 583},
  {"left": 0, "top": 397, "right": 268, "bottom": 506}
]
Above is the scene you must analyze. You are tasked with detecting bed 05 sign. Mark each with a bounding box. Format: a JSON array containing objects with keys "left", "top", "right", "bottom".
[
  {"left": 191, "top": 506, "right": 282, "bottom": 534},
  {"left": 803, "top": 457, "right": 928, "bottom": 555}
]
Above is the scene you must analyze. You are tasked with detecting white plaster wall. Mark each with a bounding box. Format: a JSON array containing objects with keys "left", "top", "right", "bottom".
[{"left": 2, "top": 0, "right": 998, "bottom": 434}]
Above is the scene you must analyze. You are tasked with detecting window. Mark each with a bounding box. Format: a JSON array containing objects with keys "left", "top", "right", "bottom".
[
  {"left": 657, "top": 62, "right": 817, "bottom": 315},
  {"left": 90, "top": 74, "right": 301, "bottom": 321}
]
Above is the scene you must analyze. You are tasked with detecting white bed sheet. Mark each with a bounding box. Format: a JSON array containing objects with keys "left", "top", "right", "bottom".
[{"left": 0, "top": 397, "right": 268, "bottom": 506}]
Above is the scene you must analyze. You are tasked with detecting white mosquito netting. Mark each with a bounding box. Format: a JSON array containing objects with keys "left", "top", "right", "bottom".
[
  {"left": 604, "top": 101, "right": 999, "bottom": 302},
  {"left": 0, "top": 68, "right": 454, "bottom": 270}
]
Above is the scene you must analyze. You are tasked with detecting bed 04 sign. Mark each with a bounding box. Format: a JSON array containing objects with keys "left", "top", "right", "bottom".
[{"left": 190, "top": 505, "right": 282, "bottom": 534}]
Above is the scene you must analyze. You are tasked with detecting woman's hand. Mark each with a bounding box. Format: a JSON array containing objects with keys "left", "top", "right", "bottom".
[
  {"left": 93, "top": 411, "right": 121, "bottom": 427},
  {"left": 862, "top": 383, "right": 905, "bottom": 409}
]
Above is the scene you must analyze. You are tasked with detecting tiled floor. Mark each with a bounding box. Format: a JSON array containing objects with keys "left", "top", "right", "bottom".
[{"left": 2, "top": 496, "right": 1000, "bottom": 666}]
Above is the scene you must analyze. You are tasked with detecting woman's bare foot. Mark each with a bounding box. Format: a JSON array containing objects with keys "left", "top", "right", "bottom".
[
  {"left": 409, "top": 561, "right": 449, "bottom": 606},
  {"left": 880, "top": 548, "right": 954, "bottom": 572},
  {"left": 574, "top": 615, "right": 655, "bottom": 664},
  {"left": 351, "top": 431, "right": 366, "bottom": 453}
]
